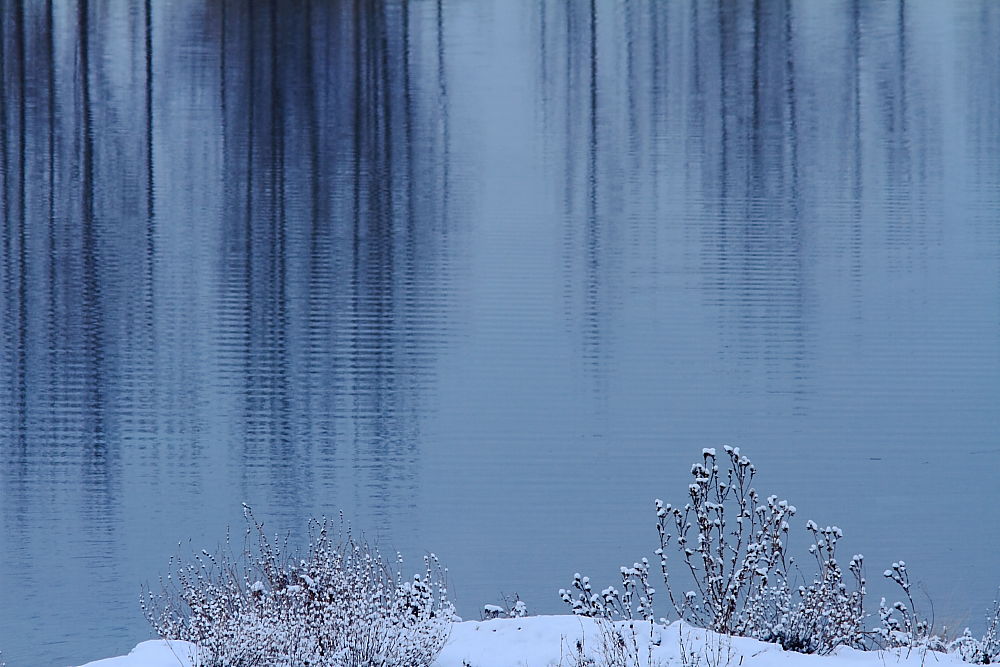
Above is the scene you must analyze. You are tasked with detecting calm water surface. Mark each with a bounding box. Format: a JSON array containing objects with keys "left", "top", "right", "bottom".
[{"left": 1, "top": 2, "right": 999, "bottom": 664}]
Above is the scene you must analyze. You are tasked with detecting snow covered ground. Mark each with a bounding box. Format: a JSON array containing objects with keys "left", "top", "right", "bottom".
[{"left": 78, "top": 615, "right": 968, "bottom": 667}]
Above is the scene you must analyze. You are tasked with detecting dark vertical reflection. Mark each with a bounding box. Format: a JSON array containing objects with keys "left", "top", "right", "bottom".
[
  {"left": 531, "top": 0, "right": 1000, "bottom": 454},
  {"left": 1, "top": 2, "right": 454, "bottom": 663},
  {"left": 79, "top": 0, "right": 103, "bottom": 462},
  {"left": 584, "top": 0, "right": 601, "bottom": 374},
  {"left": 850, "top": 0, "right": 863, "bottom": 295},
  {"left": 538, "top": 0, "right": 812, "bottom": 390},
  {"left": 14, "top": 1, "right": 26, "bottom": 448},
  {"left": 538, "top": 0, "right": 813, "bottom": 397},
  {"left": 205, "top": 0, "right": 454, "bottom": 515},
  {"left": 1, "top": 0, "right": 29, "bottom": 504},
  {"left": 435, "top": 0, "right": 449, "bottom": 217},
  {"left": 706, "top": 0, "right": 808, "bottom": 382},
  {"left": 145, "top": 0, "right": 155, "bottom": 279},
  {"left": 540, "top": 0, "right": 610, "bottom": 384},
  {"left": 136, "top": 0, "right": 157, "bottom": 445},
  {"left": 3, "top": 0, "right": 151, "bottom": 632}
]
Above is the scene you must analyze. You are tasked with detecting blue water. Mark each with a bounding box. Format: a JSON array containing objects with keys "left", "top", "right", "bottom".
[{"left": 1, "top": 2, "right": 999, "bottom": 665}]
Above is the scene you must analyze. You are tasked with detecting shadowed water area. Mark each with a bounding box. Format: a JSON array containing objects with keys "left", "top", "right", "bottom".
[{"left": 1, "top": 1, "right": 999, "bottom": 664}]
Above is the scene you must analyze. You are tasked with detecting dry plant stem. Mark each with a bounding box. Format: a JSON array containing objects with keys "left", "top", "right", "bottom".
[{"left": 678, "top": 625, "right": 701, "bottom": 667}]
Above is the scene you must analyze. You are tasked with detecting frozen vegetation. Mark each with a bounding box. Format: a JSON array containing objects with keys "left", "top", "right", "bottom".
[
  {"left": 58, "top": 450, "right": 1000, "bottom": 666},
  {"left": 140, "top": 507, "right": 454, "bottom": 667}
]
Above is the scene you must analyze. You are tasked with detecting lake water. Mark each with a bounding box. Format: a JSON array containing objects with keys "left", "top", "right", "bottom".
[{"left": 1, "top": 2, "right": 999, "bottom": 665}]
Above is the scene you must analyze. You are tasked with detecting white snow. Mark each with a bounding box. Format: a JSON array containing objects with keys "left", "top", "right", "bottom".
[
  {"left": 76, "top": 640, "right": 199, "bottom": 667},
  {"left": 77, "top": 616, "right": 970, "bottom": 667}
]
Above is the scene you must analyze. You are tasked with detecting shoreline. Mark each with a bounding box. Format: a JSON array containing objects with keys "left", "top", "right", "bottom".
[{"left": 79, "top": 615, "right": 974, "bottom": 667}]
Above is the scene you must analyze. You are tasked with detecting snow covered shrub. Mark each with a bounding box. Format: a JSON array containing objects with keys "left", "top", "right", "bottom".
[
  {"left": 949, "top": 592, "right": 1000, "bottom": 664},
  {"left": 559, "top": 564, "right": 660, "bottom": 666},
  {"left": 652, "top": 448, "right": 796, "bottom": 636},
  {"left": 142, "top": 505, "right": 454, "bottom": 667},
  {"left": 873, "top": 560, "right": 937, "bottom": 651},
  {"left": 482, "top": 593, "right": 528, "bottom": 620},
  {"left": 876, "top": 570, "right": 1000, "bottom": 663},
  {"left": 561, "top": 448, "right": 869, "bottom": 654},
  {"left": 760, "top": 524, "right": 866, "bottom": 653},
  {"left": 560, "top": 559, "right": 657, "bottom": 622}
]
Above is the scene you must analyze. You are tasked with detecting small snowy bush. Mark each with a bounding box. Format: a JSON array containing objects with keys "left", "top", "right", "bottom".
[
  {"left": 949, "top": 592, "right": 1000, "bottom": 664},
  {"left": 874, "top": 572, "right": 1000, "bottom": 662},
  {"left": 873, "top": 560, "right": 939, "bottom": 651},
  {"left": 142, "top": 505, "right": 454, "bottom": 667},
  {"left": 562, "top": 448, "right": 871, "bottom": 654},
  {"left": 482, "top": 593, "right": 528, "bottom": 620}
]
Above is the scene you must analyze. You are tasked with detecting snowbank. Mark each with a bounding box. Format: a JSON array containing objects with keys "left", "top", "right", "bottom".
[{"left": 78, "top": 615, "right": 968, "bottom": 667}]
